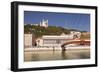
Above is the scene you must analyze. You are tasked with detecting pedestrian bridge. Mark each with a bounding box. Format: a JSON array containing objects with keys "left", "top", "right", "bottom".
[{"left": 61, "top": 40, "right": 90, "bottom": 51}]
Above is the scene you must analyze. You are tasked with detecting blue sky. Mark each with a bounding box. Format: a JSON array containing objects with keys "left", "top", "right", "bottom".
[{"left": 24, "top": 11, "right": 90, "bottom": 32}]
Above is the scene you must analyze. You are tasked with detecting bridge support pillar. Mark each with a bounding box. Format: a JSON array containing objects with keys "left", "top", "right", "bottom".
[{"left": 61, "top": 46, "right": 66, "bottom": 51}]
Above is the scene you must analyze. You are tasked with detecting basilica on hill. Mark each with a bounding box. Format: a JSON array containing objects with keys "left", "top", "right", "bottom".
[{"left": 39, "top": 19, "right": 48, "bottom": 28}]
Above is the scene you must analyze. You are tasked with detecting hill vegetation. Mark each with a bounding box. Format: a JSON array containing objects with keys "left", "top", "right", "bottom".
[
  {"left": 24, "top": 24, "right": 90, "bottom": 39},
  {"left": 24, "top": 24, "right": 70, "bottom": 38}
]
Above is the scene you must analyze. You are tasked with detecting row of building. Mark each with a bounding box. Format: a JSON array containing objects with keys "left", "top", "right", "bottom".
[
  {"left": 25, "top": 19, "right": 48, "bottom": 28},
  {"left": 24, "top": 31, "right": 81, "bottom": 48}
]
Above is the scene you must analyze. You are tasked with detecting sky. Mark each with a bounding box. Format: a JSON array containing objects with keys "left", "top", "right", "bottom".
[{"left": 24, "top": 11, "right": 90, "bottom": 32}]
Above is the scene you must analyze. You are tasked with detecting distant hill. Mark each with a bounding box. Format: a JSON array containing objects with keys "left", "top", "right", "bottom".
[
  {"left": 24, "top": 25, "right": 71, "bottom": 38},
  {"left": 24, "top": 24, "right": 88, "bottom": 38}
]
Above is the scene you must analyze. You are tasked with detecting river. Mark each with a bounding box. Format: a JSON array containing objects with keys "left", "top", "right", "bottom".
[{"left": 24, "top": 49, "right": 90, "bottom": 62}]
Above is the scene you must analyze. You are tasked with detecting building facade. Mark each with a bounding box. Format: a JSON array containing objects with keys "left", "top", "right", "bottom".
[
  {"left": 36, "top": 31, "right": 81, "bottom": 47},
  {"left": 24, "top": 34, "right": 32, "bottom": 48}
]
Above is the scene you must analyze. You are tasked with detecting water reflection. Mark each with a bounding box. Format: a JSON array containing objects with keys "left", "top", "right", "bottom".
[{"left": 24, "top": 49, "right": 90, "bottom": 62}]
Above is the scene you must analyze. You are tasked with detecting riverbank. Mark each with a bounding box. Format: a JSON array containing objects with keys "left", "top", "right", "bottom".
[{"left": 24, "top": 46, "right": 90, "bottom": 51}]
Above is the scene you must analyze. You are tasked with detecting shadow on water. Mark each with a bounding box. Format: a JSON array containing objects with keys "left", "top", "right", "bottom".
[
  {"left": 78, "top": 52, "right": 90, "bottom": 59},
  {"left": 61, "top": 51, "right": 68, "bottom": 60},
  {"left": 31, "top": 53, "right": 40, "bottom": 61},
  {"left": 61, "top": 48, "right": 90, "bottom": 60}
]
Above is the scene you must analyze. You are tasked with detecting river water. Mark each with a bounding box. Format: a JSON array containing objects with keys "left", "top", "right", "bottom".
[{"left": 24, "top": 49, "right": 90, "bottom": 62}]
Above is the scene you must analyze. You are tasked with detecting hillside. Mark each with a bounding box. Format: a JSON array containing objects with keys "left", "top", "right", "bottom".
[
  {"left": 24, "top": 25, "right": 70, "bottom": 38},
  {"left": 24, "top": 24, "right": 90, "bottom": 40}
]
